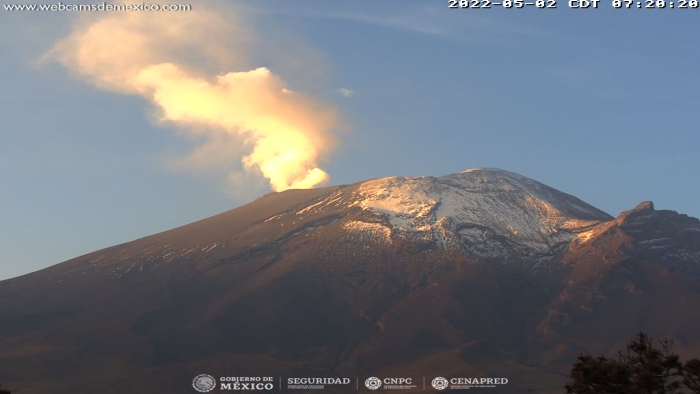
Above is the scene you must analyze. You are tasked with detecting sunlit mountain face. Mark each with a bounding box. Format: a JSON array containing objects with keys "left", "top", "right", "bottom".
[{"left": 1, "top": 168, "right": 699, "bottom": 394}]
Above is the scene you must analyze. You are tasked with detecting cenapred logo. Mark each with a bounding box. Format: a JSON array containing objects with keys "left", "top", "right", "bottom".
[
  {"left": 431, "top": 376, "right": 509, "bottom": 390},
  {"left": 431, "top": 377, "right": 449, "bottom": 391},
  {"left": 192, "top": 374, "right": 216, "bottom": 393},
  {"left": 365, "top": 377, "right": 382, "bottom": 390}
]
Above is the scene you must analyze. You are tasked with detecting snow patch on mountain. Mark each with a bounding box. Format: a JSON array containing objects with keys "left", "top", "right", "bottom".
[
  {"left": 342, "top": 168, "right": 610, "bottom": 258},
  {"left": 342, "top": 221, "right": 392, "bottom": 245}
]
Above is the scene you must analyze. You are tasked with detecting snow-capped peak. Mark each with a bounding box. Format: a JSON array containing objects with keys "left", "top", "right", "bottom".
[{"left": 342, "top": 168, "right": 611, "bottom": 258}]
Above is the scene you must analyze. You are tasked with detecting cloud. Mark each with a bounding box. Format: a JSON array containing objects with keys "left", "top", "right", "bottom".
[
  {"left": 240, "top": 4, "right": 541, "bottom": 43},
  {"left": 329, "top": 12, "right": 448, "bottom": 36},
  {"left": 44, "top": 1, "right": 338, "bottom": 192},
  {"left": 338, "top": 88, "right": 354, "bottom": 97}
]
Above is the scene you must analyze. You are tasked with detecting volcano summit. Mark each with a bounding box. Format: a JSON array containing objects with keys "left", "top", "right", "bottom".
[{"left": 1, "top": 168, "right": 699, "bottom": 393}]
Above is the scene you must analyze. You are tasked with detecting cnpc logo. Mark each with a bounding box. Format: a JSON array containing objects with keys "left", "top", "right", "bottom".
[
  {"left": 365, "top": 377, "right": 382, "bottom": 390},
  {"left": 365, "top": 377, "right": 414, "bottom": 390}
]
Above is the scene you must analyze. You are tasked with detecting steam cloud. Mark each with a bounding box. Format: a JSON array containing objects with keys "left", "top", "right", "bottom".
[{"left": 47, "top": 2, "right": 337, "bottom": 191}]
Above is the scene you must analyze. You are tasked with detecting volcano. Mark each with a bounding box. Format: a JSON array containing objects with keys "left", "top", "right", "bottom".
[{"left": 2, "top": 168, "right": 700, "bottom": 393}]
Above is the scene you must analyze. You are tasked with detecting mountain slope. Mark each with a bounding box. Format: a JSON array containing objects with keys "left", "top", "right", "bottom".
[{"left": 0, "top": 168, "right": 698, "bottom": 394}]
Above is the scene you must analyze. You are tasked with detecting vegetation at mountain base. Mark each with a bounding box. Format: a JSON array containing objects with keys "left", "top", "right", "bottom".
[{"left": 566, "top": 332, "right": 700, "bottom": 394}]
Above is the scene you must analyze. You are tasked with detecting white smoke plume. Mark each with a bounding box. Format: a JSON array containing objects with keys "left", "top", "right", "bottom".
[{"left": 46, "top": 2, "right": 337, "bottom": 191}]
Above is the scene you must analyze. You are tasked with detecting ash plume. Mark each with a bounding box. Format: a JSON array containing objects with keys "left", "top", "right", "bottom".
[{"left": 45, "top": 2, "right": 337, "bottom": 191}]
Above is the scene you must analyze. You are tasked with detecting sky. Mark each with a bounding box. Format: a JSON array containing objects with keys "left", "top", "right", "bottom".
[{"left": 1, "top": 0, "right": 698, "bottom": 280}]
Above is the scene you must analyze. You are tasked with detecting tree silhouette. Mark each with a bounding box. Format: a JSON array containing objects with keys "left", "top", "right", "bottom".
[
  {"left": 565, "top": 332, "right": 700, "bottom": 394},
  {"left": 684, "top": 359, "right": 700, "bottom": 393},
  {"left": 0, "top": 384, "right": 10, "bottom": 394}
]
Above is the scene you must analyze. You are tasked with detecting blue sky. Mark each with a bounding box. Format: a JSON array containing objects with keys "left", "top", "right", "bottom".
[{"left": 1, "top": 0, "right": 698, "bottom": 280}]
